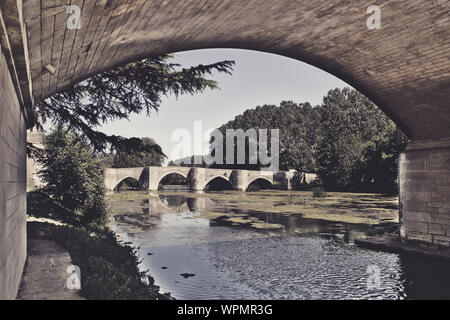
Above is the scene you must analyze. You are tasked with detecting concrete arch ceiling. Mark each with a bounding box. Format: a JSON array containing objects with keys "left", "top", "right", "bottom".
[{"left": 22, "top": 0, "right": 450, "bottom": 140}]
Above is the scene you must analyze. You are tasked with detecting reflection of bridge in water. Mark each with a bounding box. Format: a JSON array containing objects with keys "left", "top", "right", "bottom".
[
  {"left": 104, "top": 166, "right": 317, "bottom": 192},
  {"left": 122, "top": 193, "right": 379, "bottom": 243}
]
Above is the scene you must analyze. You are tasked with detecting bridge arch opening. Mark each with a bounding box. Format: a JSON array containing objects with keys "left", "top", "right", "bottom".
[
  {"left": 158, "top": 172, "right": 189, "bottom": 191},
  {"left": 205, "top": 176, "right": 233, "bottom": 192},
  {"left": 115, "top": 177, "right": 143, "bottom": 192},
  {"left": 246, "top": 178, "right": 273, "bottom": 192}
]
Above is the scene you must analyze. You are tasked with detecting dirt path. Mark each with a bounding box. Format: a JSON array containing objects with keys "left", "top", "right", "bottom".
[{"left": 17, "top": 239, "right": 84, "bottom": 300}]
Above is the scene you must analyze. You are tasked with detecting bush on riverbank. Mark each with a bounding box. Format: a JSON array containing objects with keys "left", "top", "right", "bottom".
[
  {"left": 27, "top": 222, "right": 159, "bottom": 300},
  {"left": 27, "top": 127, "right": 161, "bottom": 300},
  {"left": 35, "top": 128, "right": 108, "bottom": 226}
]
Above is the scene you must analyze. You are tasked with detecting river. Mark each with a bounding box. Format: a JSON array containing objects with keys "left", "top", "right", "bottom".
[{"left": 108, "top": 190, "right": 450, "bottom": 300}]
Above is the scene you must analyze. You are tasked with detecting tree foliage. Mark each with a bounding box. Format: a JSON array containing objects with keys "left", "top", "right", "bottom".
[
  {"left": 110, "top": 137, "right": 165, "bottom": 168},
  {"left": 316, "top": 88, "right": 406, "bottom": 193},
  {"left": 33, "top": 55, "right": 234, "bottom": 153},
  {"left": 211, "top": 101, "right": 321, "bottom": 172},
  {"left": 203, "top": 87, "right": 406, "bottom": 194},
  {"left": 35, "top": 127, "right": 108, "bottom": 225}
]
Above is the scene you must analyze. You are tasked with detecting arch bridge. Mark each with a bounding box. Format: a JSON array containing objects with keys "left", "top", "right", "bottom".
[{"left": 104, "top": 166, "right": 301, "bottom": 192}]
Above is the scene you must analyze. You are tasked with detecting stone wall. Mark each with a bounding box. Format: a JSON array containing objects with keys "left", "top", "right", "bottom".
[
  {"left": 0, "top": 47, "right": 27, "bottom": 299},
  {"left": 400, "top": 139, "right": 450, "bottom": 246}
]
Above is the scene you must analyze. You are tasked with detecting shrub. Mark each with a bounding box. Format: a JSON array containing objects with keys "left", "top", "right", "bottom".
[
  {"left": 27, "top": 189, "right": 80, "bottom": 225},
  {"left": 37, "top": 128, "right": 108, "bottom": 226}
]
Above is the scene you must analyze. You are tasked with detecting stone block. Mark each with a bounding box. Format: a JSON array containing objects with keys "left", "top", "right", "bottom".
[
  {"left": 407, "top": 231, "right": 433, "bottom": 243},
  {"left": 428, "top": 223, "right": 447, "bottom": 236},
  {"left": 405, "top": 211, "right": 432, "bottom": 223},
  {"left": 404, "top": 221, "right": 428, "bottom": 234},
  {"left": 432, "top": 235, "right": 450, "bottom": 246}
]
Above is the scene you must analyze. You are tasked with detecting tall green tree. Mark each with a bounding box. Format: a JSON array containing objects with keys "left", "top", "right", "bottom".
[
  {"left": 112, "top": 137, "right": 165, "bottom": 168},
  {"left": 316, "top": 88, "right": 405, "bottom": 193},
  {"left": 33, "top": 55, "right": 234, "bottom": 153},
  {"left": 212, "top": 101, "right": 321, "bottom": 172},
  {"left": 36, "top": 127, "right": 108, "bottom": 225}
]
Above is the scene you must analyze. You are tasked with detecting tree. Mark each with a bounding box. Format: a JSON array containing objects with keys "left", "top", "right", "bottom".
[
  {"left": 33, "top": 55, "right": 234, "bottom": 153},
  {"left": 36, "top": 127, "right": 108, "bottom": 225},
  {"left": 211, "top": 101, "right": 321, "bottom": 172},
  {"left": 112, "top": 137, "right": 165, "bottom": 168},
  {"left": 315, "top": 88, "right": 406, "bottom": 193}
]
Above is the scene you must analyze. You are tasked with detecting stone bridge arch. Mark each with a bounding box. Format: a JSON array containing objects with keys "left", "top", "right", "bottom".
[
  {"left": 156, "top": 170, "right": 189, "bottom": 188},
  {"left": 149, "top": 166, "right": 191, "bottom": 191},
  {"left": 246, "top": 176, "right": 274, "bottom": 191},
  {"left": 20, "top": 0, "right": 450, "bottom": 142},
  {"left": 21, "top": 0, "right": 450, "bottom": 245},
  {"left": 104, "top": 167, "right": 147, "bottom": 191},
  {"left": 203, "top": 174, "right": 233, "bottom": 191}
]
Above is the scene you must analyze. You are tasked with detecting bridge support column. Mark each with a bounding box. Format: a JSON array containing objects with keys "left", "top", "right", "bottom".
[
  {"left": 230, "top": 170, "right": 248, "bottom": 191},
  {"left": 148, "top": 167, "right": 159, "bottom": 191},
  {"left": 189, "top": 168, "right": 206, "bottom": 191},
  {"left": 103, "top": 169, "right": 117, "bottom": 191},
  {"left": 399, "top": 139, "right": 450, "bottom": 246}
]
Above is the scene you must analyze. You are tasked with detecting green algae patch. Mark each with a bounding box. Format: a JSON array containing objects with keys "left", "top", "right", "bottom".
[
  {"left": 108, "top": 190, "right": 399, "bottom": 226},
  {"left": 224, "top": 216, "right": 284, "bottom": 230}
]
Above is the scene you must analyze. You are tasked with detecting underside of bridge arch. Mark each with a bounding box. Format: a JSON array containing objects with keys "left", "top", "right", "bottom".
[
  {"left": 17, "top": 0, "right": 450, "bottom": 246},
  {"left": 115, "top": 176, "right": 142, "bottom": 191},
  {"left": 21, "top": 0, "right": 450, "bottom": 140},
  {"left": 204, "top": 176, "right": 233, "bottom": 191},
  {"left": 19, "top": 1, "right": 450, "bottom": 244},
  {"left": 158, "top": 172, "right": 189, "bottom": 189},
  {"left": 246, "top": 178, "right": 273, "bottom": 191}
]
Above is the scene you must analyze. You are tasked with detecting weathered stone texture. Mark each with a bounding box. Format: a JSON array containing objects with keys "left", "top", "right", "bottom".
[
  {"left": 0, "top": 47, "right": 27, "bottom": 300},
  {"left": 22, "top": 0, "right": 450, "bottom": 140},
  {"left": 400, "top": 139, "right": 450, "bottom": 246}
]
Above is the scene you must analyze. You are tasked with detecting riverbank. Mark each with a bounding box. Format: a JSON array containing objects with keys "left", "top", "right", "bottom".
[
  {"left": 18, "top": 238, "right": 84, "bottom": 300},
  {"left": 25, "top": 220, "right": 168, "bottom": 300}
]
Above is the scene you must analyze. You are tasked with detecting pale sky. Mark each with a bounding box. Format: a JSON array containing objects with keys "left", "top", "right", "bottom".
[{"left": 100, "top": 49, "right": 349, "bottom": 163}]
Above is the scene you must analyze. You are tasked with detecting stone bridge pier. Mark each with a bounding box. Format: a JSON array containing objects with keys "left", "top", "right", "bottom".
[{"left": 399, "top": 139, "right": 450, "bottom": 245}]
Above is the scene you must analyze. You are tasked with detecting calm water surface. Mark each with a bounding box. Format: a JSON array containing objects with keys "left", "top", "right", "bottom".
[{"left": 109, "top": 191, "right": 450, "bottom": 300}]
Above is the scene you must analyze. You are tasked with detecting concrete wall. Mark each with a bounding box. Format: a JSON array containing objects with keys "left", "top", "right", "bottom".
[
  {"left": 0, "top": 47, "right": 27, "bottom": 299},
  {"left": 400, "top": 139, "right": 450, "bottom": 246}
]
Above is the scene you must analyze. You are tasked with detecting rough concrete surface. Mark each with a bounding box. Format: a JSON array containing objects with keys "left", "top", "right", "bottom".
[{"left": 17, "top": 239, "right": 84, "bottom": 300}]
